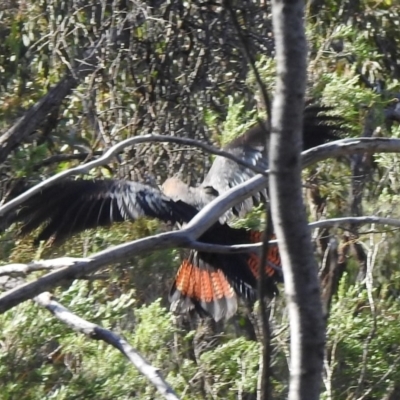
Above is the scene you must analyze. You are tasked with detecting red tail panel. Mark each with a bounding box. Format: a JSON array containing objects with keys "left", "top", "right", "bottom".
[
  {"left": 174, "top": 259, "right": 235, "bottom": 302},
  {"left": 247, "top": 233, "right": 282, "bottom": 280},
  {"left": 170, "top": 230, "right": 284, "bottom": 321},
  {"left": 170, "top": 253, "right": 238, "bottom": 321}
]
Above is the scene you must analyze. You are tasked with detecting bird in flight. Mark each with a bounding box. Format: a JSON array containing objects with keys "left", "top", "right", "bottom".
[{"left": 2, "top": 103, "right": 342, "bottom": 321}]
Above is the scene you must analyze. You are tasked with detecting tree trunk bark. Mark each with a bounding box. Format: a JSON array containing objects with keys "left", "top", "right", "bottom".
[{"left": 269, "top": 0, "right": 325, "bottom": 399}]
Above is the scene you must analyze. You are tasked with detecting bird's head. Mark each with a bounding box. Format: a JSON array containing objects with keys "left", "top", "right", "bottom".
[{"left": 161, "top": 177, "right": 191, "bottom": 201}]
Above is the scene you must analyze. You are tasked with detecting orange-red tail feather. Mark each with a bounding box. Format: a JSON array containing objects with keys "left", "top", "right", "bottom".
[
  {"left": 247, "top": 233, "right": 282, "bottom": 280},
  {"left": 170, "top": 230, "right": 283, "bottom": 321},
  {"left": 170, "top": 252, "right": 238, "bottom": 321}
]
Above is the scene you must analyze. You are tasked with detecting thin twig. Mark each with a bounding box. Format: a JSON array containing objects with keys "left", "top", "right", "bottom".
[
  {"left": 225, "top": 0, "right": 272, "bottom": 123},
  {"left": 33, "top": 151, "right": 103, "bottom": 170},
  {"left": 356, "top": 353, "right": 400, "bottom": 400},
  {"left": 224, "top": 5, "right": 273, "bottom": 397},
  {"left": 309, "top": 216, "right": 400, "bottom": 230}
]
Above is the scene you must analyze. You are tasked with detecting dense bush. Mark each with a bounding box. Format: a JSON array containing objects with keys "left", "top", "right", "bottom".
[{"left": 2, "top": 0, "right": 400, "bottom": 398}]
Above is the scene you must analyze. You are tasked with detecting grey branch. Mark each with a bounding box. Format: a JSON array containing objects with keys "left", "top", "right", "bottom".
[
  {"left": 0, "top": 230, "right": 189, "bottom": 313},
  {"left": 0, "top": 257, "right": 91, "bottom": 277},
  {"left": 35, "top": 292, "right": 180, "bottom": 400},
  {"left": 2, "top": 213, "right": 399, "bottom": 275},
  {"left": 0, "top": 38, "right": 105, "bottom": 164},
  {"left": 301, "top": 137, "right": 400, "bottom": 166},
  {"left": 309, "top": 216, "right": 400, "bottom": 230},
  {"left": 0, "top": 134, "right": 269, "bottom": 218},
  {"left": 2, "top": 214, "right": 400, "bottom": 278},
  {"left": 2, "top": 135, "right": 400, "bottom": 219},
  {"left": 180, "top": 137, "right": 400, "bottom": 252},
  {"left": 3, "top": 134, "right": 400, "bottom": 313}
]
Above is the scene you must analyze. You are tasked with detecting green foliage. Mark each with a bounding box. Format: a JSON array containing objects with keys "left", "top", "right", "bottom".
[
  {"left": 0, "top": 292, "right": 261, "bottom": 399},
  {"left": 326, "top": 278, "right": 400, "bottom": 398},
  {"left": 231, "top": 204, "right": 266, "bottom": 231},
  {"left": 200, "top": 338, "right": 259, "bottom": 397},
  {"left": 3, "top": 0, "right": 400, "bottom": 399},
  {"left": 221, "top": 97, "right": 258, "bottom": 146}
]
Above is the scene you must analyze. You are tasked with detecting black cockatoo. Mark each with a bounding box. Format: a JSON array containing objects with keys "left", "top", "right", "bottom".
[{"left": 1, "top": 103, "right": 342, "bottom": 321}]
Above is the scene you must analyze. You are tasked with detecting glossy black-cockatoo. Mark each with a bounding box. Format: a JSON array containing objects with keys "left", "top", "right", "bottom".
[{"left": 1, "top": 103, "right": 342, "bottom": 321}]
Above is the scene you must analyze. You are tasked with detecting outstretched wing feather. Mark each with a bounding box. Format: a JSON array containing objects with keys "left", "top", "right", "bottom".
[
  {"left": 4, "top": 179, "right": 197, "bottom": 243},
  {"left": 201, "top": 103, "right": 343, "bottom": 222}
]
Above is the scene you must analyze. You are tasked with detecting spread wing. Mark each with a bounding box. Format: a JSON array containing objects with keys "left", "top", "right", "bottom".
[
  {"left": 201, "top": 122, "right": 269, "bottom": 221},
  {"left": 3, "top": 179, "right": 197, "bottom": 244},
  {"left": 200, "top": 103, "right": 343, "bottom": 222}
]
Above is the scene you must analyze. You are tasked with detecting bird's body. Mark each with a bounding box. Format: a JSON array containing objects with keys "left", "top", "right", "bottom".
[{"left": 2, "top": 102, "right": 343, "bottom": 321}]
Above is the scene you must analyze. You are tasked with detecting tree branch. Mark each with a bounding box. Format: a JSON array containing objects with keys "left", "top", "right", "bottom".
[
  {"left": 0, "top": 257, "right": 91, "bottom": 277},
  {"left": 2, "top": 135, "right": 400, "bottom": 222},
  {"left": 32, "top": 151, "right": 103, "bottom": 171},
  {"left": 2, "top": 214, "right": 399, "bottom": 279},
  {"left": 301, "top": 137, "right": 400, "bottom": 166},
  {"left": 2, "top": 214, "right": 400, "bottom": 313},
  {"left": 225, "top": 0, "right": 272, "bottom": 122},
  {"left": 3, "top": 137, "right": 400, "bottom": 315},
  {"left": 0, "top": 230, "right": 187, "bottom": 313},
  {"left": 0, "top": 38, "right": 106, "bottom": 164},
  {"left": 35, "top": 292, "right": 180, "bottom": 400},
  {"left": 225, "top": 4, "right": 273, "bottom": 396},
  {"left": 0, "top": 134, "right": 270, "bottom": 218},
  {"left": 309, "top": 216, "right": 400, "bottom": 230}
]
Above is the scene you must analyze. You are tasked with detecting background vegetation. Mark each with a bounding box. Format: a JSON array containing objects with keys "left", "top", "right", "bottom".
[{"left": 1, "top": 0, "right": 400, "bottom": 398}]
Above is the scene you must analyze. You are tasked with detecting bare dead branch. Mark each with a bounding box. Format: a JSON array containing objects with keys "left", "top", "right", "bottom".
[
  {"left": 2, "top": 136, "right": 400, "bottom": 221},
  {"left": 224, "top": 4, "right": 274, "bottom": 392},
  {"left": 3, "top": 138, "right": 400, "bottom": 313},
  {"left": 0, "top": 257, "right": 91, "bottom": 277},
  {"left": 32, "top": 151, "right": 103, "bottom": 170},
  {"left": 225, "top": 0, "right": 272, "bottom": 122},
  {"left": 308, "top": 216, "right": 400, "bottom": 230},
  {"left": 3, "top": 214, "right": 400, "bottom": 280},
  {"left": 2, "top": 216, "right": 399, "bottom": 279},
  {"left": 35, "top": 292, "right": 180, "bottom": 400},
  {"left": 0, "top": 230, "right": 188, "bottom": 313},
  {"left": 0, "top": 134, "right": 270, "bottom": 218},
  {"left": 301, "top": 137, "right": 400, "bottom": 166},
  {"left": 0, "top": 38, "right": 105, "bottom": 164}
]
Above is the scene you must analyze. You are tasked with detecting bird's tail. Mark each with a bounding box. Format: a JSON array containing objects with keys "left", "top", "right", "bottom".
[{"left": 169, "top": 230, "right": 282, "bottom": 321}]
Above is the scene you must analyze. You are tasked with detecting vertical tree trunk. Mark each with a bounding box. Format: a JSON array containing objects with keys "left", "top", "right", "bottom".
[{"left": 269, "top": 1, "right": 325, "bottom": 399}]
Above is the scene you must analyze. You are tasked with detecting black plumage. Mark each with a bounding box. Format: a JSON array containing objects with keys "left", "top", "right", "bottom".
[
  {"left": 1, "top": 101, "right": 343, "bottom": 321},
  {"left": 6, "top": 180, "right": 197, "bottom": 244},
  {"left": 162, "top": 103, "right": 343, "bottom": 223}
]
